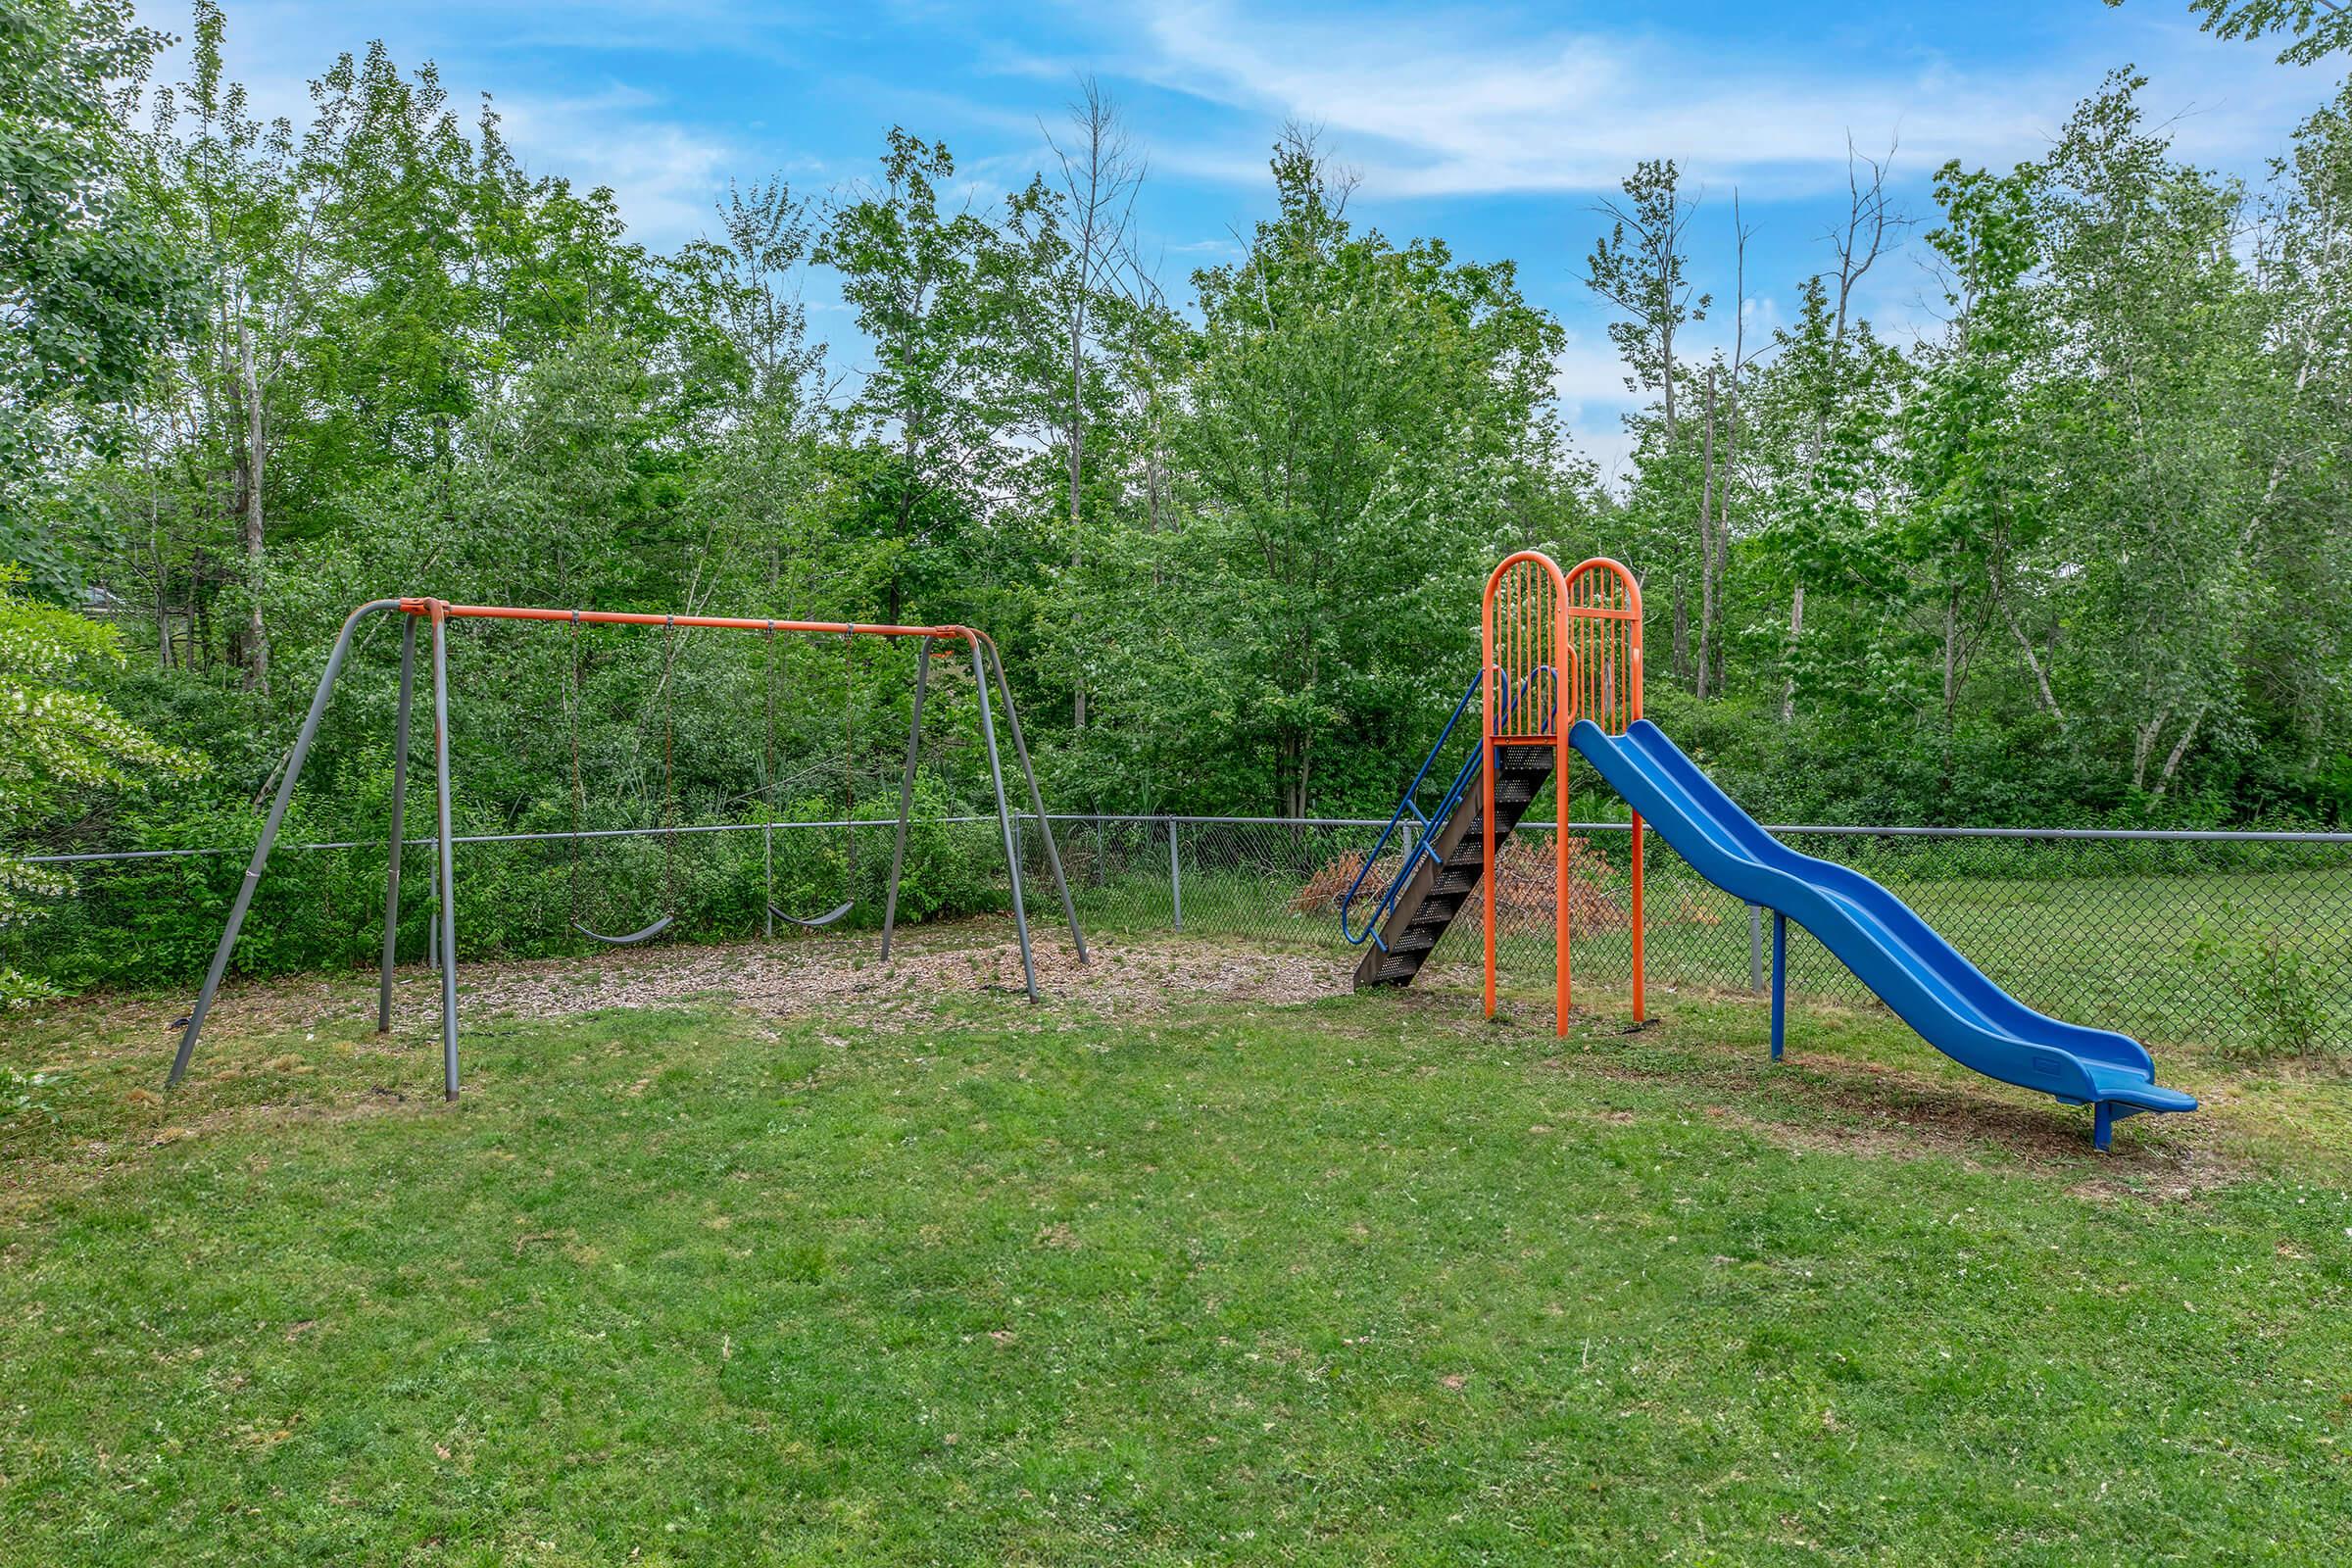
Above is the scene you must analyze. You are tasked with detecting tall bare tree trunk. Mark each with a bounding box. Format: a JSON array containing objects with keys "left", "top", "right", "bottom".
[
  {"left": 1670, "top": 575, "right": 1690, "bottom": 684},
  {"left": 1069, "top": 312, "right": 1088, "bottom": 731},
  {"left": 2131, "top": 709, "right": 2169, "bottom": 793},
  {"left": 148, "top": 462, "right": 173, "bottom": 670},
  {"left": 1941, "top": 584, "right": 1961, "bottom": 726},
  {"left": 1992, "top": 564, "right": 2064, "bottom": 727},
  {"left": 1714, "top": 381, "right": 1735, "bottom": 698},
  {"left": 2151, "top": 709, "right": 2203, "bottom": 801},
  {"left": 1781, "top": 583, "right": 1803, "bottom": 721},
  {"left": 1045, "top": 78, "right": 1143, "bottom": 735},
  {"left": 1696, "top": 367, "right": 1718, "bottom": 700},
  {"left": 238, "top": 319, "right": 270, "bottom": 695},
  {"left": 1717, "top": 195, "right": 1749, "bottom": 701}
]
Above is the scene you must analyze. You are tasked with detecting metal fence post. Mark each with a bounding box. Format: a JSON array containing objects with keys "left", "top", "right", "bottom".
[
  {"left": 1749, "top": 904, "right": 1764, "bottom": 993},
  {"left": 1169, "top": 816, "right": 1183, "bottom": 932}
]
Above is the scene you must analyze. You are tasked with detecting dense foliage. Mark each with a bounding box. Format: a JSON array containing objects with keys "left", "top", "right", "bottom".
[
  {"left": 4, "top": 3, "right": 2348, "bottom": 969},
  {"left": 0, "top": 566, "right": 197, "bottom": 1000}
]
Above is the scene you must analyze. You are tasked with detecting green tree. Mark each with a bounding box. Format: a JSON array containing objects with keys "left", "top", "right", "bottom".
[
  {"left": 2241, "top": 83, "right": 2352, "bottom": 795},
  {"left": 816, "top": 130, "right": 1017, "bottom": 621},
  {"left": 1742, "top": 272, "right": 1908, "bottom": 728},
  {"left": 0, "top": 566, "right": 196, "bottom": 1002},
  {"left": 1160, "top": 133, "right": 1566, "bottom": 816},
  {"left": 2031, "top": 73, "right": 2263, "bottom": 803},
  {"left": 1901, "top": 161, "right": 2053, "bottom": 739},
  {"left": 0, "top": 0, "right": 195, "bottom": 595},
  {"left": 2108, "top": 0, "right": 2352, "bottom": 64}
]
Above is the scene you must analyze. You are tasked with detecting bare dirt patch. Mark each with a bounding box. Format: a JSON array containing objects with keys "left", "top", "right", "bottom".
[
  {"left": 1690, "top": 1065, "right": 2252, "bottom": 1200},
  {"left": 132, "top": 918, "right": 1358, "bottom": 1044}
]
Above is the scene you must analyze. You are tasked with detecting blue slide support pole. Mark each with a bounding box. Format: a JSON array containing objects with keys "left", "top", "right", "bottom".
[{"left": 1770, "top": 910, "right": 1787, "bottom": 1061}]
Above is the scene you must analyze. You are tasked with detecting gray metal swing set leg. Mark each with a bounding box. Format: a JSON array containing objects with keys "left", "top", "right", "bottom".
[
  {"left": 981, "top": 637, "right": 1086, "bottom": 969},
  {"left": 880, "top": 634, "right": 1087, "bottom": 995},
  {"left": 377, "top": 616, "right": 417, "bottom": 1034},
  {"left": 172, "top": 600, "right": 465, "bottom": 1100},
  {"left": 172, "top": 600, "right": 449, "bottom": 1090},
  {"left": 172, "top": 606, "right": 1089, "bottom": 1095}
]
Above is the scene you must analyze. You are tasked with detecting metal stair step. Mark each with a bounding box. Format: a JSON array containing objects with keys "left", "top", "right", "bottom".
[{"left": 1356, "top": 733, "right": 1563, "bottom": 993}]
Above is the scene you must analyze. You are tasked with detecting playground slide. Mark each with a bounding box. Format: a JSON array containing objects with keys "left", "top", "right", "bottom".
[{"left": 1570, "top": 718, "right": 2197, "bottom": 1144}]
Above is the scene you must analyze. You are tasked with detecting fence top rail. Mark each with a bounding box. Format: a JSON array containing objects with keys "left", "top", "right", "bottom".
[
  {"left": 1150, "top": 817, "right": 2352, "bottom": 842},
  {"left": 20, "top": 814, "right": 2351, "bottom": 866},
  {"left": 1724, "top": 823, "right": 2352, "bottom": 845}
]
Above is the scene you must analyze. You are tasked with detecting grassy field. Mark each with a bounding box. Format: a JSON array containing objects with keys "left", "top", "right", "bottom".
[{"left": 4, "top": 928, "right": 2351, "bottom": 1564}]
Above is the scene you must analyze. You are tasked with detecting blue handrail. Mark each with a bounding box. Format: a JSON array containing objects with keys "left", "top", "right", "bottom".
[
  {"left": 1340, "top": 666, "right": 1562, "bottom": 949},
  {"left": 1339, "top": 671, "right": 1480, "bottom": 944}
]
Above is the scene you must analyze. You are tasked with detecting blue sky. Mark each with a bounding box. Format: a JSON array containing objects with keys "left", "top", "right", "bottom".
[{"left": 142, "top": 2, "right": 2335, "bottom": 473}]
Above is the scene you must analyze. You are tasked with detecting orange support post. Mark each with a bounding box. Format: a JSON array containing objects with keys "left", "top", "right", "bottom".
[{"left": 1561, "top": 558, "right": 1645, "bottom": 1023}]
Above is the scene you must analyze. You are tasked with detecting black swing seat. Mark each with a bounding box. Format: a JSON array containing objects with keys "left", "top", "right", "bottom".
[
  {"left": 573, "top": 914, "right": 675, "bottom": 946},
  {"left": 770, "top": 901, "right": 853, "bottom": 930}
]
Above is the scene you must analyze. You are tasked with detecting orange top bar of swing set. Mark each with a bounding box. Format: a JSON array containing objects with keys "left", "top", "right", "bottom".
[{"left": 398, "top": 599, "right": 974, "bottom": 642}]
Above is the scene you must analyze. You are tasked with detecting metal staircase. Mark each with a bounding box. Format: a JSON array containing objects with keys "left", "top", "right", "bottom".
[{"left": 1342, "top": 671, "right": 1556, "bottom": 990}]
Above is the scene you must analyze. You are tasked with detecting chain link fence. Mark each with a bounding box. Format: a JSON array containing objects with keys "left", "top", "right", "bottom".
[
  {"left": 1051, "top": 815, "right": 2351, "bottom": 1058},
  {"left": 13, "top": 814, "right": 2349, "bottom": 1056}
]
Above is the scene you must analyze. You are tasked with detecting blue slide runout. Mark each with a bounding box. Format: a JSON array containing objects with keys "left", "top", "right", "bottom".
[{"left": 1571, "top": 718, "right": 2196, "bottom": 1148}]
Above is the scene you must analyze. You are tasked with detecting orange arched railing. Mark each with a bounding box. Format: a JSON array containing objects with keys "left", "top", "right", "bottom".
[
  {"left": 1562, "top": 557, "right": 1644, "bottom": 1022},
  {"left": 1560, "top": 558, "right": 1643, "bottom": 735}
]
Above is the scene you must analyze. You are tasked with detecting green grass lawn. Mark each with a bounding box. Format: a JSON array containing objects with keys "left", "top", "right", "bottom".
[{"left": 5, "top": 937, "right": 2351, "bottom": 1564}]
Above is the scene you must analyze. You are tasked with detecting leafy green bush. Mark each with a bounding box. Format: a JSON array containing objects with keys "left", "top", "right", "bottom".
[
  {"left": 2191, "top": 920, "right": 2336, "bottom": 1063},
  {"left": 0, "top": 569, "right": 200, "bottom": 1002}
]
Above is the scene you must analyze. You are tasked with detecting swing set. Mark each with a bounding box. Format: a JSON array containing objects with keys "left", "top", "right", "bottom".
[
  {"left": 558, "top": 616, "right": 865, "bottom": 944},
  {"left": 167, "top": 598, "right": 1088, "bottom": 1099}
]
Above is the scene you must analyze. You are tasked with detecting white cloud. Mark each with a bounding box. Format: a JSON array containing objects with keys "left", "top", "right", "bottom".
[
  {"left": 493, "top": 94, "right": 737, "bottom": 245},
  {"left": 1549, "top": 331, "right": 1632, "bottom": 410},
  {"left": 1121, "top": 1, "right": 2322, "bottom": 201}
]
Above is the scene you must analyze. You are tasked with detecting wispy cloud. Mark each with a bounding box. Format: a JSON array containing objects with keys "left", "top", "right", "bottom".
[
  {"left": 494, "top": 93, "right": 738, "bottom": 244},
  {"left": 1119, "top": 1, "right": 2321, "bottom": 200}
]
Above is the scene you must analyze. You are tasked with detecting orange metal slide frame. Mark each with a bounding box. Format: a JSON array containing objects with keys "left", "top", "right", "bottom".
[{"left": 1480, "top": 553, "right": 1645, "bottom": 1037}]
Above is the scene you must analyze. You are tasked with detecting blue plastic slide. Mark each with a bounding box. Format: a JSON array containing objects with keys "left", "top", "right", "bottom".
[{"left": 1571, "top": 718, "right": 2196, "bottom": 1148}]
